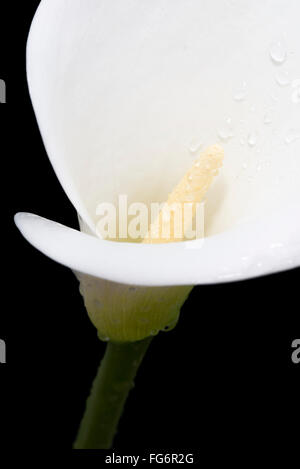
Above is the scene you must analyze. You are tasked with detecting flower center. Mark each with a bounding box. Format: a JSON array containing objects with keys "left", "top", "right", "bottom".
[{"left": 95, "top": 145, "right": 224, "bottom": 243}]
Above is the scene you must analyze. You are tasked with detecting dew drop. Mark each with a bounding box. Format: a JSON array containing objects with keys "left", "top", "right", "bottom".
[
  {"left": 247, "top": 132, "right": 258, "bottom": 147},
  {"left": 163, "top": 318, "right": 178, "bottom": 331},
  {"left": 269, "top": 40, "right": 287, "bottom": 64},
  {"left": 150, "top": 329, "right": 159, "bottom": 336},
  {"left": 218, "top": 272, "right": 239, "bottom": 281},
  {"left": 241, "top": 256, "right": 249, "bottom": 262},
  {"left": 98, "top": 334, "right": 110, "bottom": 342},
  {"left": 292, "top": 79, "right": 300, "bottom": 89},
  {"left": 285, "top": 128, "right": 300, "bottom": 144},
  {"left": 275, "top": 70, "right": 290, "bottom": 86},
  {"left": 218, "top": 128, "right": 234, "bottom": 142},
  {"left": 233, "top": 82, "right": 247, "bottom": 101},
  {"left": 188, "top": 139, "right": 202, "bottom": 154},
  {"left": 291, "top": 88, "right": 300, "bottom": 104},
  {"left": 263, "top": 113, "right": 272, "bottom": 125},
  {"left": 270, "top": 242, "right": 283, "bottom": 249}
]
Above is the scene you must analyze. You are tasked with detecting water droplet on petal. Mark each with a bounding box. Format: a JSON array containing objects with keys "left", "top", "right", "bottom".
[
  {"left": 263, "top": 113, "right": 272, "bottom": 124},
  {"left": 292, "top": 79, "right": 300, "bottom": 88},
  {"left": 247, "top": 132, "right": 258, "bottom": 147},
  {"left": 188, "top": 139, "right": 203, "bottom": 154},
  {"left": 275, "top": 70, "right": 290, "bottom": 86},
  {"left": 270, "top": 242, "right": 283, "bottom": 249},
  {"left": 291, "top": 88, "right": 300, "bottom": 104},
  {"left": 285, "top": 128, "right": 300, "bottom": 144},
  {"left": 98, "top": 334, "right": 110, "bottom": 342},
  {"left": 218, "top": 128, "right": 234, "bottom": 142},
  {"left": 218, "top": 117, "right": 235, "bottom": 142},
  {"left": 233, "top": 82, "right": 247, "bottom": 101},
  {"left": 162, "top": 318, "right": 178, "bottom": 332},
  {"left": 269, "top": 40, "right": 287, "bottom": 64}
]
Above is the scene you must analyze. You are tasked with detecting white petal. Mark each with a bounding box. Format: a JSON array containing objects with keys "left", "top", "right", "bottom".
[
  {"left": 15, "top": 209, "right": 300, "bottom": 286},
  {"left": 27, "top": 0, "right": 300, "bottom": 238}
]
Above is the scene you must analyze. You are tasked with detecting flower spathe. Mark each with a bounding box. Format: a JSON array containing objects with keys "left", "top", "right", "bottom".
[{"left": 15, "top": 0, "right": 300, "bottom": 342}]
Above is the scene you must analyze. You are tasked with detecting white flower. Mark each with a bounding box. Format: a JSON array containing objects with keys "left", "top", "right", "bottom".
[{"left": 15, "top": 0, "right": 300, "bottom": 342}]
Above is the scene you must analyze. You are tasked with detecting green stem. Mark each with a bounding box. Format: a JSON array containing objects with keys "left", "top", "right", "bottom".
[{"left": 74, "top": 337, "right": 152, "bottom": 449}]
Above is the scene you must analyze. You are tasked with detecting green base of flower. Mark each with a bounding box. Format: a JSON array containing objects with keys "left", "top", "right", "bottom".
[{"left": 74, "top": 337, "right": 153, "bottom": 449}]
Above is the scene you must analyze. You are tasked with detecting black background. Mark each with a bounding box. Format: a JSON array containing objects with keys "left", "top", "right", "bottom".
[{"left": 0, "top": 1, "right": 299, "bottom": 457}]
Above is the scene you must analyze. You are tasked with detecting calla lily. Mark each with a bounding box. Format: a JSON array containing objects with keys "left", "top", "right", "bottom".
[
  {"left": 15, "top": 0, "right": 300, "bottom": 341},
  {"left": 14, "top": 0, "right": 300, "bottom": 448}
]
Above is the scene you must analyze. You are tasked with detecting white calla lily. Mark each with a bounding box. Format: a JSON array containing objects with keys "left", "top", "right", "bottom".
[{"left": 15, "top": 0, "right": 300, "bottom": 342}]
